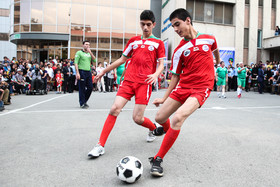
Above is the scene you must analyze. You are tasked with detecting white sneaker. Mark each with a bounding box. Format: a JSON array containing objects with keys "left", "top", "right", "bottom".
[
  {"left": 222, "top": 95, "right": 227, "bottom": 98},
  {"left": 147, "top": 131, "right": 156, "bottom": 142},
  {"left": 88, "top": 144, "right": 105, "bottom": 158}
]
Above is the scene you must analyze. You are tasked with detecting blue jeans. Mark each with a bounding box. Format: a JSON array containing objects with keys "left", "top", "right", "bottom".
[{"left": 78, "top": 70, "right": 93, "bottom": 106}]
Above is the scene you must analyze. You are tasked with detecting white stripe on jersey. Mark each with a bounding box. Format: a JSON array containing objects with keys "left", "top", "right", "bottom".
[
  {"left": 123, "top": 40, "right": 143, "bottom": 56},
  {"left": 147, "top": 85, "right": 150, "bottom": 100},
  {"left": 196, "top": 39, "right": 215, "bottom": 46},
  {"left": 172, "top": 41, "right": 193, "bottom": 72},
  {"left": 144, "top": 40, "right": 159, "bottom": 49}
]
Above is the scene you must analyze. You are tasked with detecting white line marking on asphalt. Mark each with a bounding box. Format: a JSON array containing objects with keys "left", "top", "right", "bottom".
[
  {"left": 7, "top": 105, "right": 280, "bottom": 114},
  {"left": 0, "top": 94, "right": 69, "bottom": 117}
]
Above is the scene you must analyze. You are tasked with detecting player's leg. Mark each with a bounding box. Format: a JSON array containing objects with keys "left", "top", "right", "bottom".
[
  {"left": 154, "top": 97, "right": 182, "bottom": 134},
  {"left": 217, "top": 78, "right": 221, "bottom": 97},
  {"left": 132, "top": 104, "right": 157, "bottom": 142},
  {"left": 237, "top": 77, "right": 242, "bottom": 98},
  {"left": 150, "top": 97, "right": 200, "bottom": 177},
  {"left": 88, "top": 96, "right": 128, "bottom": 158},
  {"left": 222, "top": 78, "right": 226, "bottom": 98},
  {"left": 84, "top": 71, "right": 93, "bottom": 105}
]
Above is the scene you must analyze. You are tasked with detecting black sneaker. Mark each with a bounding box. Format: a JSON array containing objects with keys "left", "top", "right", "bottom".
[
  {"left": 80, "top": 104, "right": 89, "bottom": 109},
  {"left": 84, "top": 103, "right": 89, "bottom": 108},
  {"left": 152, "top": 126, "right": 165, "bottom": 136},
  {"left": 149, "top": 156, "right": 164, "bottom": 177}
]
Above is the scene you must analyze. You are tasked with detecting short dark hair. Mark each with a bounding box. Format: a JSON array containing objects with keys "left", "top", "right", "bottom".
[
  {"left": 169, "top": 8, "right": 193, "bottom": 25},
  {"left": 83, "top": 40, "right": 90, "bottom": 45},
  {"left": 140, "top": 10, "right": 155, "bottom": 23}
]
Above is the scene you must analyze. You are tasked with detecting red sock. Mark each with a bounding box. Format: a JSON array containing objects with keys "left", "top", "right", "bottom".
[
  {"left": 141, "top": 117, "right": 156, "bottom": 131},
  {"left": 98, "top": 114, "right": 117, "bottom": 147},
  {"left": 155, "top": 128, "right": 180, "bottom": 159},
  {"left": 160, "top": 118, "right": 170, "bottom": 132}
]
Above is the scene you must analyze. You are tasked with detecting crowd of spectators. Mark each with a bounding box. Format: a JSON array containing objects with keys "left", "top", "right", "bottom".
[
  {"left": 1, "top": 55, "right": 280, "bottom": 112},
  {"left": 213, "top": 60, "right": 280, "bottom": 95}
]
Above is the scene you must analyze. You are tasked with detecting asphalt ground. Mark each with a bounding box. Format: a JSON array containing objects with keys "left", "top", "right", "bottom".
[{"left": 0, "top": 90, "right": 280, "bottom": 187}]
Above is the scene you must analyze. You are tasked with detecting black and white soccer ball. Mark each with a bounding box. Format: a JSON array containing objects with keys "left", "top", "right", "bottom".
[{"left": 116, "top": 156, "right": 143, "bottom": 183}]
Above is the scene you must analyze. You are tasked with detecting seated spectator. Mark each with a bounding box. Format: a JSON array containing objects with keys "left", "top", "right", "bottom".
[
  {"left": 14, "top": 69, "right": 26, "bottom": 94},
  {"left": 275, "top": 26, "right": 280, "bottom": 36},
  {"left": 271, "top": 71, "right": 280, "bottom": 94},
  {"left": 0, "top": 75, "right": 11, "bottom": 106},
  {"left": 30, "top": 64, "right": 44, "bottom": 91}
]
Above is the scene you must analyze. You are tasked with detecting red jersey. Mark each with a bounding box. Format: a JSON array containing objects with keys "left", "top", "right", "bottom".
[
  {"left": 122, "top": 35, "right": 165, "bottom": 84},
  {"left": 170, "top": 33, "right": 218, "bottom": 89}
]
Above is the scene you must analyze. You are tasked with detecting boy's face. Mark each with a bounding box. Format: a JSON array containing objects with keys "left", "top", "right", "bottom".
[
  {"left": 140, "top": 20, "right": 155, "bottom": 36},
  {"left": 171, "top": 17, "right": 192, "bottom": 38}
]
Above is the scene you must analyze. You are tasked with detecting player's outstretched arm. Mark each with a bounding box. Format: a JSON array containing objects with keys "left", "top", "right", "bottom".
[
  {"left": 145, "top": 58, "right": 164, "bottom": 85},
  {"left": 95, "top": 55, "right": 127, "bottom": 82},
  {"left": 213, "top": 49, "right": 221, "bottom": 65},
  {"left": 153, "top": 73, "right": 180, "bottom": 107}
]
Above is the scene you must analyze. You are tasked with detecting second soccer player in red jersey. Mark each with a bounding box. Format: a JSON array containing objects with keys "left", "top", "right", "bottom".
[
  {"left": 88, "top": 10, "right": 168, "bottom": 158},
  {"left": 149, "top": 8, "right": 221, "bottom": 177}
]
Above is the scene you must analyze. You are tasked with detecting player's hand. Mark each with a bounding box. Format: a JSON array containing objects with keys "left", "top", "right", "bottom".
[
  {"left": 86, "top": 47, "right": 91, "bottom": 53},
  {"left": 145, "top": 73, "right": 157, "bottom": 85},
  {"left": 76, "top": 73, "right": 80, "bottom": 80},
  {"left": 153, "top": 98, "right": 165, "bottom": 107},
  {"left": 94, "top": 70, "right": 105, "bottom": 83}
]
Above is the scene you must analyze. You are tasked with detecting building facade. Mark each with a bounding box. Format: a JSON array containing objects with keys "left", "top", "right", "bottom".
[
  {"left": 0, "top": 0, "right": 16, "bottom": 61},
  {"left": 10, "top": 0, "right": 150, "bottom": 63},
  {"left": 161, "top": 0, "right": 280, "bottom": 65}
]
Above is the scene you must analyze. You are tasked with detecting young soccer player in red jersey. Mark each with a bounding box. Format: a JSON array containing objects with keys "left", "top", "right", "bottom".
[
  {"left": 149, "top": 8, "right": 221, "bottom": 177},
  {"left": 88, "top": 10, "right": 168, "bottom": 158}
]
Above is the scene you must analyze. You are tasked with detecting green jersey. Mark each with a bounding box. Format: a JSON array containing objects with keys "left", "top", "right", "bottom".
[
  {"left": 74, "top": 50, "right": 96, "bottom": 71},
  {"left": 216, "top": 67, "right": 228, "bottom": 79},
  {"left": 238, "top": 67, "right": 247, "bottom": 79}
]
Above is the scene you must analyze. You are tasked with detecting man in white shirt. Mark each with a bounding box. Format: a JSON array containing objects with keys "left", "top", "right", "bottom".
[{"left": 96, "top": 62, "right": 106, "bottom": 93}]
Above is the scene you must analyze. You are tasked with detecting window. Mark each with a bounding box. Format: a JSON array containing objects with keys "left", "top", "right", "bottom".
[
  {"left": 214, "top": 3, "right": 223, "bottom": 24},
  {"left": 204, "top": 3, "right": 214, "bottom": 23},
  {"left": 0, "top": 9, "right": 9, "bottom": 17},
  {"left": 189, "top": 0, "right": 233, "bottom": 25},
  {"left": 31, "top": 1, "right": 43, "bottom": 23},
  {"left": 272, "top": 0, "right": 276, "bottom": 8},
  {"left": 245, "top": 0, "right": 250, "bottom": 5},
  {"left": 259, "top": 0, "right": 263, "bottom": 6},
  {"left": 224, "top": 4, "right": 233, "bottom": 25},
  {"left": 0, "top": 33, "right": 9, "bottom": 41},
  {"left": 195, "top": 1, "right": 204, "bottom": 21},
  {"left": 186, "top": 0, "right": 194, "bottom": 19},
  {"left": 257, "top": 30, "right": 262, "bottom": 48},
  {"left": 244, "top": 28, "right": 249, "bottom": 48}
]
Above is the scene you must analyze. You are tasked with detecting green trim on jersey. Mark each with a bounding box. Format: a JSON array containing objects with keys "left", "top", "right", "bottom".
[
  {"left": 170, "top": 70, "right": 180, "bottom": 75},
  {"left": 74, "top": 50, "right": 95, "bottom": 71},
  {"left": 141, "top": 34, "right": 158, "bottom": 40},
  {"left": 184, "top": 32, "right": 203, "bottom": 41}
]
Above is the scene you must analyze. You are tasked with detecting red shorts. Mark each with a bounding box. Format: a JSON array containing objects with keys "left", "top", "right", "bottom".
[
  {"left": 170, "top": 85, "right": 211, "bottom": 107},
  {"left": 116, "top": 80, "right": 152, "bottom": 105}
]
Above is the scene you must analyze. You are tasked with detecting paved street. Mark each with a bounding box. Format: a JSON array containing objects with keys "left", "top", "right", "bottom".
[{"left": 0, "top": 90, "right": 280, "bottom": 187}]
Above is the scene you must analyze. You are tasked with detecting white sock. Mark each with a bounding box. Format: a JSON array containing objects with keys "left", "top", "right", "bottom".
[{"left": 237, "top": 88, "right": 241, "bottom": 95}]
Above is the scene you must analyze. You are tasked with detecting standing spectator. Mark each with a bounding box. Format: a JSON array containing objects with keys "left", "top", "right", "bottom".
[
  {"left": 41, "top": 66, "right": 48, "bottom": 92},
  {"left": 70, "top": 61, "right": 77, "bottom": 91},
  {"left": 257, "top": 64, "right": 265, "bottom": 94},
  {"left": 96, "top": 62, "right": 106, "bottom": 93},
  {"left": 107, "top": 62, "right": 115, "bottom": 92},
  {"left": 232, "top": 63, "right": 239, "bottom": 91},
  {"left": 227, "top": 65, "right": 233, "bottom": 91},
  {"left": 103, "top": 58, "right": 109, "bottom": 92},
  {"left": 62, "top": 61, "right": 73, "bottom": 93},
  {"left": 55, "top": 69, "right": 62, "bottom": 94},
  {"left": 74, "top": 40, "right": 96, "bottom": 108}
]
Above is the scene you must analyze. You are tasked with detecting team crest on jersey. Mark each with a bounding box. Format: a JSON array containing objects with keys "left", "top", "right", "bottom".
[
  {"left": 193, "top": 47, "right": 199, "bottom": 51},
  {"left": 133, "top": 45, "right": 138, "bottom": 49},
  {"left": 184, "top": 49, "right": 191, "bottom": 57},
  {"left": 148, "top": 45, "right": 154, "bottom": 51},
  {"left": 202, "top": 45, "right": 209, "bottom": 52},
  {"left": 141, "top": 45, "right": 145, "bottom": 48}
]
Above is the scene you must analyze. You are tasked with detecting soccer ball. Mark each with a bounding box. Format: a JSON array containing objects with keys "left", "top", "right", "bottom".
[{"left": 116, "top": 156, "right": 143, "bottom": 183}]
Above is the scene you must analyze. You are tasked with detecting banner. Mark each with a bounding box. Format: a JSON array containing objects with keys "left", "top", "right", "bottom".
[{"left": 218, "top": 47, "right": 235, "bottom": 67}]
